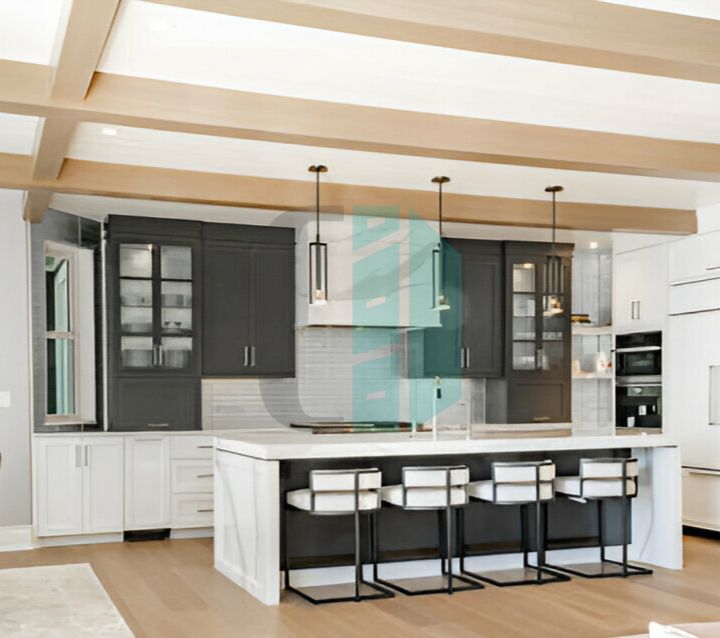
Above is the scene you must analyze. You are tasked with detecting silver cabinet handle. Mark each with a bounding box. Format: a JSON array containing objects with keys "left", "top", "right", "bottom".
[
  {"left": 243, "top": 345, "right": 249, "bottom": 367},
  {"left": 636, "top": 300, "right": 641, "bottom": 320},
  {"left": 84, "top": 445, "right": 89, "bottom": 467},
  {"left": 630, "top": 300, "right": 635, "bottom": 320},
  {"left": 684, "top": 466, "right": 720, "bottom": 476},
  {"left": 465, "top": 347, "right": 471, "bottom": 369},
  {"left": 196, "top": 474, "right": 213, "bottom": 478},
  {"left": 152, "top": 344, "right": 158, "bottom": 366},
  {"left": 196, "top": 508, "right": 214, "bottom": 513},
  {"left": 197, "top": 445, "right": 213, "bottom": 449},
  {"left": 533, "top": 416, "right": 551, "bottom": 422},
  {"left": 158, "top": 345, "right": 164, "bottom": 367},
  {"left": 250, "top": 345, "right": 256, "bottom": 367},
  {"left": 147, "top": 423, "right": 169, "bottom": 429},
  {"left": 460, "top": 347, "right": 465, "bottom": 369},
  {"left": 136, "top": 438, "right": 164, "bottom": 441},
  {"left": 75, "top": 445, "right": 82, "bottom": 468}
]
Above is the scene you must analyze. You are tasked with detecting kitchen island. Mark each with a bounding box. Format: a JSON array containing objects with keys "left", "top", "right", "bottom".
[{"left": 212, "top": 427, "right": 682, "bottom": 605}]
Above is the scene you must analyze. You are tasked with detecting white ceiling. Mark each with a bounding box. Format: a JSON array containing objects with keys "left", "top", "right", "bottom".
[
  {"left": 0, "top": 0, "right": 67, "bottom": 65},
  {"left": 68, "top": 123, "right": 720, "bottom": 209},
  {"left": 0, "top": 113, "right": 40, "bottom": 155},
  {"left": 600, "top": 0, "right": 720, "bottom": 19},
  {"left": 98, "top": 1, "right": 720, "bottom": 143}
]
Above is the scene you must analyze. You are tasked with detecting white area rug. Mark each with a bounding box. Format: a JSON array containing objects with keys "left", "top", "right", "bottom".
[{"left": 0, "top": 563, "right": 134, "bottom": 637}]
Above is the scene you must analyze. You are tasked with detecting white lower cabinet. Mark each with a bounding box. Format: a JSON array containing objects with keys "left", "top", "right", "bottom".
[
  {"left": 170, "top": 436, "right": 214, "bottom": 529},
  {"left": 37, "top": 433, "right": 213, "bottom": 542},
  {"left": 682, "top": 468, "right": 720, "bottom": 532},
  {"left": 125, "top": 436, "right": 171, "bottom": 531},
  {"left": 36, "top": 436, "right": 124, "bottom": 537}
]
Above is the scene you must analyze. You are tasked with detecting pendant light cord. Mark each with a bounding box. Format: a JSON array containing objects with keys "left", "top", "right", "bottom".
[
  {"left": 552, "top": 191, "right": 557, "bottom": 257},
  {"left": 315, "top": 169, "right": 320, "bottom": 244},
  {"left": 438, "top": 180, "right": 443, "bottom": 238}
]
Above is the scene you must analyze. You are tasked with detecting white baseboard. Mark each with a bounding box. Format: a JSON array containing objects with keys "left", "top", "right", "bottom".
[
  {"left": 0, "top": 525, "right": 33, "bottom": 552},
  {"left": 34, "top": 533, "right": 123, "bottom": 548}
]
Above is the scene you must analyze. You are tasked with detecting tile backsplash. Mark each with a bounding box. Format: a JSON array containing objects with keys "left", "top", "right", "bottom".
[{"left": 202, "top": 327, "right": 485, "bottom": 429}]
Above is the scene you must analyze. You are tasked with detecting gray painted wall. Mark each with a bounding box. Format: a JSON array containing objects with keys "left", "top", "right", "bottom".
[{"left": 0, "top": 190, "right": 32, "bottom": 526}]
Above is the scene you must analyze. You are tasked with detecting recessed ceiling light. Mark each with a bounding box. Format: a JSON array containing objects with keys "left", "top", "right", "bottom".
[
  {"left": 589, "top": 241, "right": 599, "bottom": 249},
  {"left": 101, "top": 126, "right": 118, "bottom": 137}
]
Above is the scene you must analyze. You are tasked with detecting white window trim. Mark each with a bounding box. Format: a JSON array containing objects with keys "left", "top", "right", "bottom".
[{"left": 44, "top": 241, "right": 96, "bottom": 425}]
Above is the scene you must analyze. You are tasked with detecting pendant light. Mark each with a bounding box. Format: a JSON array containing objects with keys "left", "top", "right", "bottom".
[
  {"left": 431, "top": 176, "right": 451, "bottom": 311},
  {"left": 543, "top": 185, "right": 565, "bottom": 317},
  {"left": 308, "top": 164, "right": 328, "bottom": 306}
]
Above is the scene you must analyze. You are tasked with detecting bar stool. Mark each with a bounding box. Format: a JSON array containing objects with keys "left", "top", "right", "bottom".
[
  {"left": 373, "top": 465, "right": 483, "bottom": 595},
  {"left": 284, "top": 468, "right": 394, "bottom": 604},
  {"left": 460, "top": 460, "right": 570, "bottom": 586},
  {"left": 545, "top": 457, "right": 652, "bottom": 578}
]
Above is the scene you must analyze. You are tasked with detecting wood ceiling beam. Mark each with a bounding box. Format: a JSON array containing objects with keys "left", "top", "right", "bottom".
[
  {"left": 146, "top": 0, "right": 720, "bottom": 84},
  {"left": 0, "top": 66, "right": 719, "bottom": 183},
  {"left": 0, "top": 152, "right": 697, "bottom": 234},
  {"left": 22, "top": 0, "right": 120, "bottom": 222}
]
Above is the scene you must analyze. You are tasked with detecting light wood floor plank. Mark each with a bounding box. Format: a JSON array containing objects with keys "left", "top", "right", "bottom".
[{"left": 0, "top": 537, "right": 717, "bottom": 637}]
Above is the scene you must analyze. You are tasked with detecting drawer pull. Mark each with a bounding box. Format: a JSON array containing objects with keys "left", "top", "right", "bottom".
[
  {"left": 196, "top": 508, "right": 214, "bottom": 513},
  {"left": 197, "top": 445, "right": 213, "bottom": 449},
  {"left": 148, "top": 423, "right": 170, "bottom": 428},
  {"left": 532, "top": 416, "right": 551, "bottom": 422},
  {"left": 196, "top": 474, "right": 213, "bottom": 478}
]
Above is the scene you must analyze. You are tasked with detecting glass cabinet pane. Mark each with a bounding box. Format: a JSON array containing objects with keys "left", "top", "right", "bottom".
[
  {"left": 161, "top": 281, "right": 192, "bottom": 333},
  {"left": 513, "top": 342, "right": 536, "bottom": 370},
  {"left": 160, "top": 336, "right": 192, "bottom": 369},
  {"left": 120, "top": 279, "right": 153, "bottom": 333},
  {"left": 513, "top": 293, "right": 535, "bottom": 318},
  {"left": 121, "top": 336, "right": 154, "bottom": 368},
  {"left": 540, "top": 341, "right": 564, "bottom": 372},
  {"left": 161, "top": 246, "right": 192, "bottom": 280},
  {"left": 120, "top": 244, "right": 153, "bottom": 278},
  {"left": 513, "top": 317, "right": 535, "bottom": 341},
  {"left": 513, "top": 263, "right": 535, "bottom": 292}
]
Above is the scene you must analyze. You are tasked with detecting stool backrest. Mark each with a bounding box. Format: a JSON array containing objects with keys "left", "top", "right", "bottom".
[
  {"left": 402, "top": 465, "right": 469, "bottom": 488},
  {"left": 399, "top": 465, "right": 470, "bottom": 509},
  {"left": 579, "top": 458, "right": 638, "bottom": 479},
  {"left": 492, "top": 460, "right": 555, "bottom": 484},
  {"left": 578, "top": 457, "right": 638, "bottom": 498},
  {"left": 309, "top": 468, "right": 382, "bottom": 492},
  {"left": 490, "top": 460, "right": 555, "bottom": 503}
]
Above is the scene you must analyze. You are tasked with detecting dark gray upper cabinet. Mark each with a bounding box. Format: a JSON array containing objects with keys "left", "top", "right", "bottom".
[
  {"left": 202, "top": 224, "right": 295, "bottom": 377},
  {"left": 504, "top": 241, "right": 573, "bottom": 423},
  {"left": 106, "top": 216, "right": 202, "bottom": 430},
  {"left": 422, "top": 239, "right": 503, "bottom": 378}
]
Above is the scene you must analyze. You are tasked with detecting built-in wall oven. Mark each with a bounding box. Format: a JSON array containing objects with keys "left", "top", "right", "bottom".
[{"left": 615, "top": 331, "right": 662, "bottom": 428}]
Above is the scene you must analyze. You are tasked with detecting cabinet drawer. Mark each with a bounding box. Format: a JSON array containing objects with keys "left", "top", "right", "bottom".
[
  {"left": 170, "top": 436, "right": 213, "bottom": 460},
  {"left": 682, "top": 468, "right": 720, "bottom": 532},
  {"left": 171, "top": 460, "right": 213, "bottom": 494},
  {"left": 171, "top": 494, "right": 214, "bottom": 528}
]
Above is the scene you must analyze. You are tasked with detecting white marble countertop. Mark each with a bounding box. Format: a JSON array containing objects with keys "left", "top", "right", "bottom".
[{"left": 214, "top": 426, "right": 677, "bottom": 460}]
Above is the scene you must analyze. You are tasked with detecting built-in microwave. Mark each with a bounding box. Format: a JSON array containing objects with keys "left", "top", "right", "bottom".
[{"left": 615, "top": 331, "right": 662, "bottom": 379}]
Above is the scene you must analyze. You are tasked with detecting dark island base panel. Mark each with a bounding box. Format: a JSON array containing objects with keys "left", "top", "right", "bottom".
[{"left": 280, "top": 449, "right": 632, "bottom": 569}]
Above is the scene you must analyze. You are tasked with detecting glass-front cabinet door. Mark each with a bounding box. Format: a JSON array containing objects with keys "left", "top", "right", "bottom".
[
  {"left": 117, "top": 241, "right": 196, "bottom": 373},
  {"left": 509, "top": 253, "right": 570, "bottom": 377}
]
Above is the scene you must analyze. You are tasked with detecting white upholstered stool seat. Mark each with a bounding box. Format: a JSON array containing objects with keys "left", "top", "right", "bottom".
[
  {"left": 381, "top": 484, "right": 467, "bottom": 508},
  {"left": 554, "top": 477, "right": 637, "bottom": 499},
  {"left": 287, "top": 488, "right": 380, "bottom": 512},
  {"left": 468, "top": 480, "right": 554, "bottom": 503}
]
